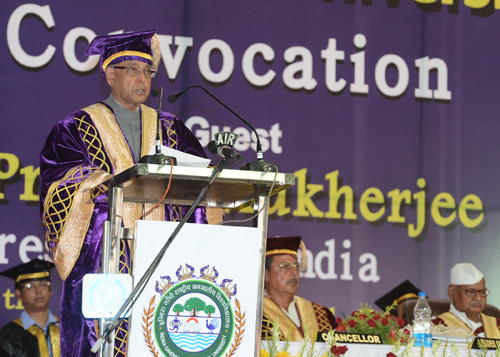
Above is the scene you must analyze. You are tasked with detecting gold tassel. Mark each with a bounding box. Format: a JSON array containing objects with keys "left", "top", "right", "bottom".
[
  {"left": 300, "top": 240, "right": 308, "bottom": 271},
  {"left": 151, "top": 34, "right": 161, "bottom": 70}
]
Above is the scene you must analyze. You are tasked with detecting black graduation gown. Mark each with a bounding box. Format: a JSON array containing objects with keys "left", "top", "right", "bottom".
[{"left": 0, "top": 321, "right": 40, "bottom": 357}]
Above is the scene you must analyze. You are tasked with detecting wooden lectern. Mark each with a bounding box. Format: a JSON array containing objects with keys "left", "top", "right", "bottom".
[{"left": 97, "top": 163, "right": 294, "bottom": 357}]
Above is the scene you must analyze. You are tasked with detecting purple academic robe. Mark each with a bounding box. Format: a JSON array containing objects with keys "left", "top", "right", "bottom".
[{"left": 39, "top": 102, "right": 207, "bottom": 356}]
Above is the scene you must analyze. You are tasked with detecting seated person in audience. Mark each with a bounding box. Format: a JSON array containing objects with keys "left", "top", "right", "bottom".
[
  {"left": 432, "top": 262, "right": 500, "bottom": 338},
  {"left": 261, "top": 236, "right": 336, "bottom": 341},
  {"left": 375, "top": 279, "right": 420, "bottom": 319}
]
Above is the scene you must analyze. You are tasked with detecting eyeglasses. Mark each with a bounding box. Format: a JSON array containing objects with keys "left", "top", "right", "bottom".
[
  {"left": 111, "top": 65, "right": 157, "bottom": 78},
  {"left": 19, "top": 281, "right": 51, "bottom": 290},
  {"left": 456, "top": 285, "right": 490, "bottom": 297},
  {"left": 273, "top": 262, "right": 303, "bottom": 272}
]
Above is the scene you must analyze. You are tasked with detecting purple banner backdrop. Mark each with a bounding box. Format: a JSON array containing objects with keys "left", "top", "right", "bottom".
[{"left": 1, "top": 0, "right": 500, "bottom": 327}]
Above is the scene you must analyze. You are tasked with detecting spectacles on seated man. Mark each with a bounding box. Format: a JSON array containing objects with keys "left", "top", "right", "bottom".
[{"left": 455, "top": 285, "right": 490, "bottom": 297}]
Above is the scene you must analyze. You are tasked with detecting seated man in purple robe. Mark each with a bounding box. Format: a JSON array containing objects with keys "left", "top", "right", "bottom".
[
  {"left": 39, "top": 29, "right": 208, "bottom": 356},
  {"left": 432, "top": 263, "right": 500, "bottom": 338}
]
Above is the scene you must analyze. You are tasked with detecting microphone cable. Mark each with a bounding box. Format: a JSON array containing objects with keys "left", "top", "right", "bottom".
[{"left": 141, "top": 157, "right": 175, "bottom": 219}]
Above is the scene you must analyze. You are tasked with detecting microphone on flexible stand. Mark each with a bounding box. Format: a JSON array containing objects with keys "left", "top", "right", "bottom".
[
  {"left": 168, "top": 85, "right": 276, "bottom": 172},
  {"left": 207, "top": 132, "right": 244, "bottom": 161},
  {"left": 138, "top": 87, "right": 177, "bottom": 165}
]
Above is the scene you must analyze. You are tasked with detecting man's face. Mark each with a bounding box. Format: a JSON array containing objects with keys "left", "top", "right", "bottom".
[
  {"left": 265, "top": 254, "right": 300, "bottom": 298},
  {"left": 448, "top": 278, "right": 487, "bottom": 320},
  {"left": 105, "top": 60, "right": 152, "bottom": 112},
  {"left": 15, "top": 279, "right": 52, "bottom": 315}
]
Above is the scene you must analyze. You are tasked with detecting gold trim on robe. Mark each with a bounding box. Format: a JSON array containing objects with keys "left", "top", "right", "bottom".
[
  {"left": 438, "top": 312, "right": 500, "bottom": 338},
  {"left": 85, "top": 104, "right": 165, "bottom": 236},
  {"left": 50, "top": 168, "right": 109, "bottom": 280},
  {"left": 263, "top": 295, "right": 320, "bottom": 341},
  {"left": 296, "top": 296, "right": 321, "bottom": 340},
  {"left": 48, "top": 103, "right": 164, "bottom": 280}
]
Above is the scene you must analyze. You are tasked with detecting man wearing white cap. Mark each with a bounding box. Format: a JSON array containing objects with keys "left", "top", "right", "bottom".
[{"left": 432, "top": 263, "right": 500, "bottom": 338}]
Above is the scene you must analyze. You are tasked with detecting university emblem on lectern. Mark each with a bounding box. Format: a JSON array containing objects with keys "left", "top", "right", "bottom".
[{"left": 142, "top": 264, "right": 246, "bottom": 357}]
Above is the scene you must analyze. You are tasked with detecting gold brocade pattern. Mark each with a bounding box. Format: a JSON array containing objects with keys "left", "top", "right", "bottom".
[
  {"left": 86, "top": 104, "right": 138, "bottom": 232},
  {"left": 119, "top": 241, "right": 128, "bottom": 274},
  {"left": 87, "top": 104, "right": 166, "bottom": 228},
  {"left": 44, "top": 104, "right": 177, "bottom": 280},
  {"left": 312, "top": 302, "right": 334, "bottom": 333},
  {"left": 42, "top": 111, "right": 115, "bottom": 279},
  {"left": 91, "top": 182, "right": 108, "bottom": 200},
  {"left": 169, "top": 205, "right": 182, "bottom": 222},
  {"left": 159, "top": 112, "right": 180, "bottom": 221},
  {"left": 165, "top": 120, "right": 178, "bottom": 148},
  {"left": 261, "top": 314, "right": 277, "bottom": 340},
  {"left": 43, "top": 166, "right": 88, "bottom": 256},
  {"left": 84, "top": 104, "right": 133, "bottom": 173},
  {"left": 43, "top": 167, "right": 108, "bottom": 280},
  {"left": 114, "top": 319, "right": 128, "bottom": 357},
  {"left": 75, "top": 115, "right": 110, "bottom": 172}
]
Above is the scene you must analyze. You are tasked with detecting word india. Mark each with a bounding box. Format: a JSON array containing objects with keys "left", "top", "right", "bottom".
[
  {"left": 8, "top": 4, "right": 450, "bottom": 101},
  {"left": 269, "top": 168, "right": 484, "bottom": 238}
]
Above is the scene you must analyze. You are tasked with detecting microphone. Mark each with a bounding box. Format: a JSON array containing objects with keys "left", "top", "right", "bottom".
[
  {"left": 168, "top": 85, "right": 276, "bottom": 172},
  {"left": 218, "top": 146, "right": 241, "bottom": 160},
  {"left": 207, "top": 132, "right": 244, "bottom": 160},
  {"left": 151, "top": 88, "right": 162, "bottom": 97},
  {"left": 138, "top": 87, "right": 177, "bottom": 165},
  {"left": 207, "top": 141, "right": 243, "bottom": 160}
]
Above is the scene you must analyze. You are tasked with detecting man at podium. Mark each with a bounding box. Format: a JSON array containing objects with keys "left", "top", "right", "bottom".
[
  {"left": 39, "top": 29, "right": 207, "bottom": 356},
  {"left": 261, "top": 236, "right": 336, "bottom": 341}
]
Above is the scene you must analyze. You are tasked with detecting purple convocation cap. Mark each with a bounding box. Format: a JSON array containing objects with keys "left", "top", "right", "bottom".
[{"left": 85, "top": 29, "right": 158, "bottom": 74}]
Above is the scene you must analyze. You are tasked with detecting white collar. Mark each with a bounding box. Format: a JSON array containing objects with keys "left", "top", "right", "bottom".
[
  {"left": 265, "top": 292, "right": 300, "bottom": 327},
  {"left": 449, "top": 302, "right": 483, "bottom": 333}
]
